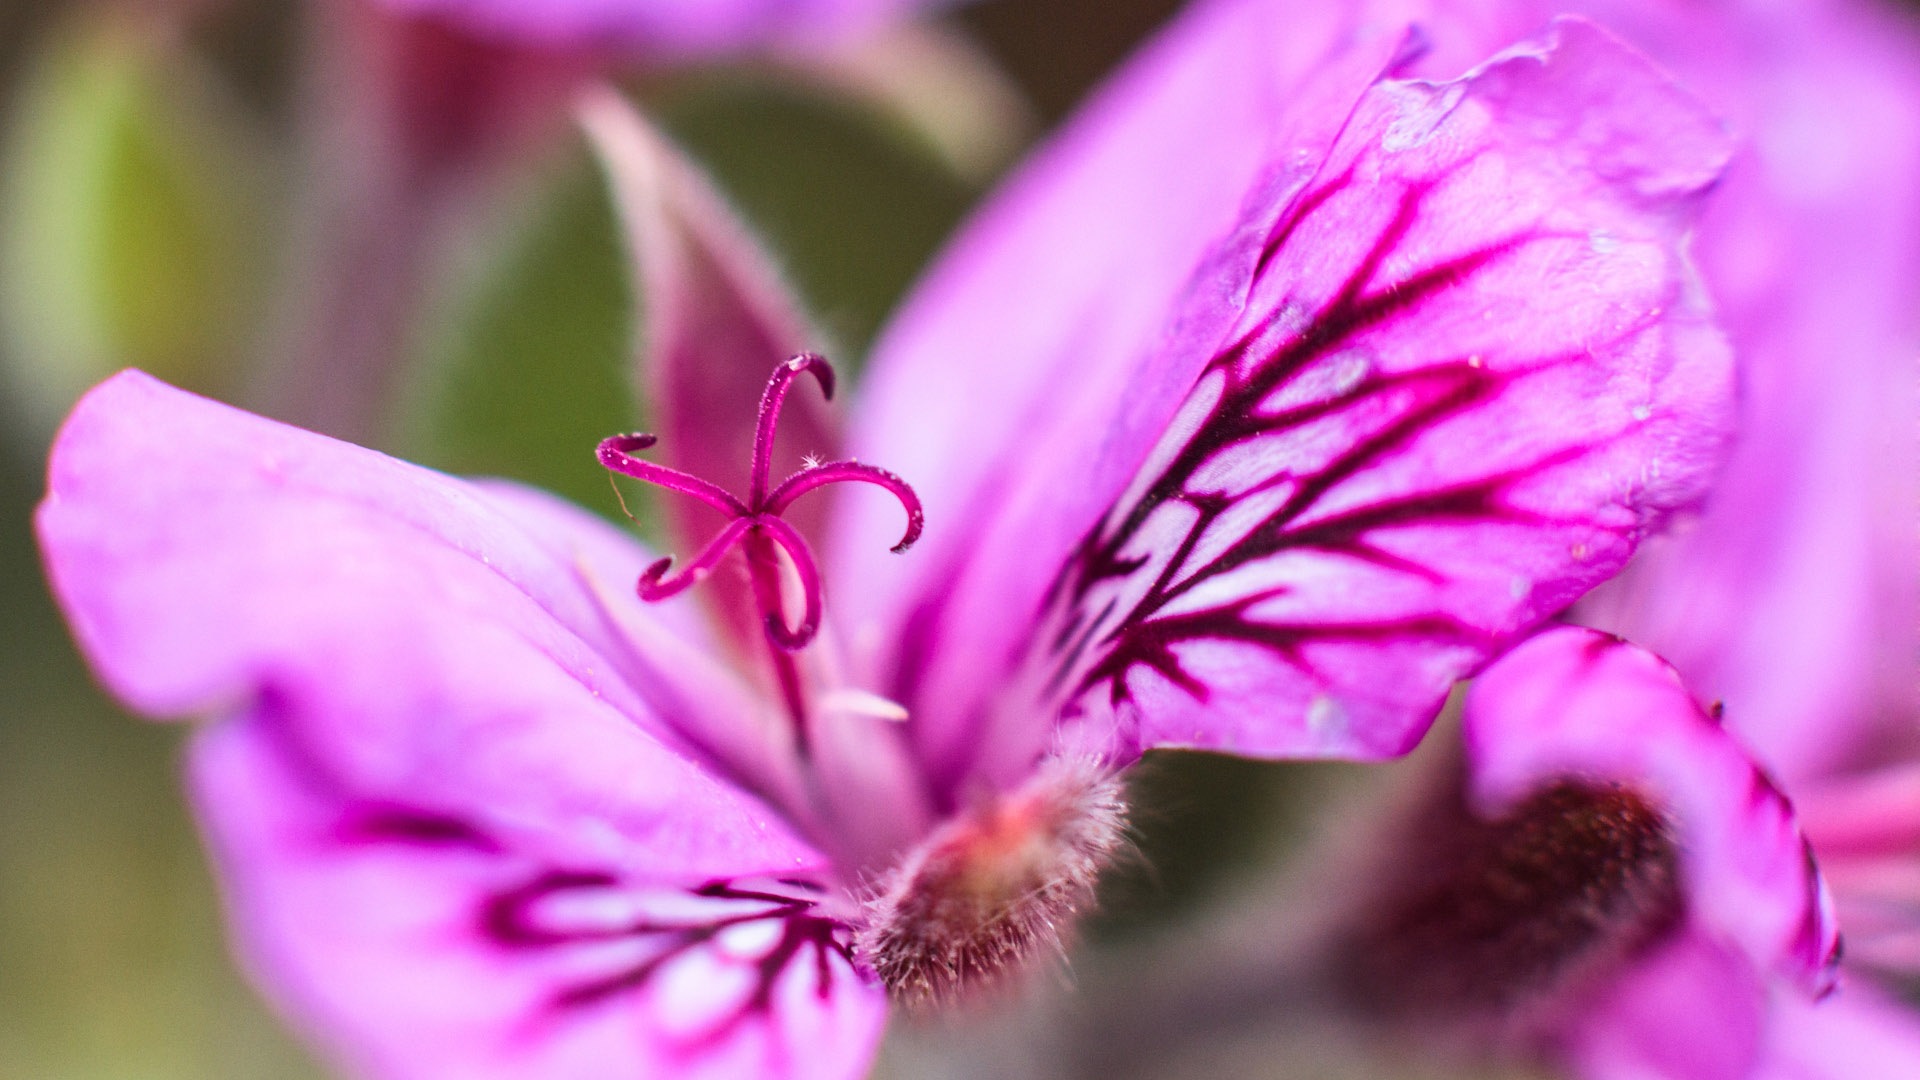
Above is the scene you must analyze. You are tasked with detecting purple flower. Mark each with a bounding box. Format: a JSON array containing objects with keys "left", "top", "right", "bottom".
[
  {"left": 1395, "top": 629, "right": 1920, "bottom": 1080},
  {"left": 1537, "top": 0, "right": 1920, "bottom": 1064},
  {"left": 38, "top": 3, "right": 1737, "bottom": 1077},
  {"left": 1452, "top": 629, "right": 1834, "bottom": 1078},
  {"left": 1316, "top": 0, "right": 1920, "bottom": 1067},
  {"left": 1047, "top": 626, "right": 1841, "bottom": 1080},
  {"left": 373, "top": 0, "right": 956, "bottom": 56},
  {"left": 1547, "top": 0, "right": 1920, "bottom": 788}
]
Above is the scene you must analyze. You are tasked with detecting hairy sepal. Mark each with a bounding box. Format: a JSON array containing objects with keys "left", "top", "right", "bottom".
[{"left": 858, "top": 759, "right": 1128, "bottom": 1009}]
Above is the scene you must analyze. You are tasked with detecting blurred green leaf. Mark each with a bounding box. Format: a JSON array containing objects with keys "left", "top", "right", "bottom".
[
  {"left": 397, "top": 151, "right": 640, "bottom": 518},
  {"left": 0, "top": 12, "right": 266, "bottom": 435},
  {"left": 649, "top": 70, "right": 977, "bottom": 368}
]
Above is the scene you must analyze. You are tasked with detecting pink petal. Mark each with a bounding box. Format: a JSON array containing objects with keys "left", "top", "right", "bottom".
[
  {"left": 582, "top": 89, "right": 837, "bottom": 658},
  {"left": 860, "top": 18, "right": 1736, "bottom": 793},
  {"left": 1567, "top": 933, "right": 1920, "bottom": 1080},
  {"left": 37, "top": 371, "right": 797, "bottom": 873},
  {"left": 1751, "top": 985, "right": 1920, "bottom": 1080},
  {"left": 836, "top": 0, "right": 1412, "bottom": 690},
  {"left": 196, "top": 714, "right": 885, "bottom": 1080},
  {"left": 1565, "top": 931, "right": 1768, "bottom": 1080},
  {"left": 40, "top": 371, "right": 886, "bottom": 1076},
  {"left": 1556, "top": 0, "right": 1920, "bottom": 778},
  {"left": 1464, "top": 627, "right": 1836, "bottom": 993},
  {"left": 1794, "top": 764, "right": 1920, "bottom": 976}
]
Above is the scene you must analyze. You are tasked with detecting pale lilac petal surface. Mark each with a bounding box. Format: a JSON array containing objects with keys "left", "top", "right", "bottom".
[
  {"left": 1752, "top": 985, "right": 1920, "bottom": 1080},
  {"left": 195, "top": 715, "right": 884, "bottom": 1080},
  {"left": 38, "top": 371, "right": 785, "bottom": 837},
  {"left": 1551, "top": 0, "right": 1920, "bottom": 775},
  {"left": 1565, "top": 932, "right": 1768, "bottom": 1080},
  {"left": 36, "top": 372, "right": 885, "bottom": 1078},
  {"left": 836, "top": 0, "right": 1416, "bottom": 681},
  {"left": 1464, "top": 627, "right": 1836, "bottom": 992},
  {"left": 856, "top": 18, "right": 1735, "bottom": 793},
  {"left": 377, "top": 0, "right": 950, "bottom": 57}
]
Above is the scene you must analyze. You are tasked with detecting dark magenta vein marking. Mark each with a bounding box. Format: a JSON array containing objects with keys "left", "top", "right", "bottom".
[
  {"left": 1040, "top": 168, "right": 1582, "bottom": 711},
  {"left": 342, "top": 808, "right": 857, "bottom": 1042},
  {"left": 480, "top": 872, "right": 857, "bottom": 1031}
]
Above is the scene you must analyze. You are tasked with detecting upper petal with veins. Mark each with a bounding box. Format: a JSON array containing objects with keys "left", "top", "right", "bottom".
[{"left": 867, "top": 19, "right": 1735, "bottom": 794}]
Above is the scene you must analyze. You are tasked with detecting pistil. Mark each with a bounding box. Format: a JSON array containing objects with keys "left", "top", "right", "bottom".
[{"left": 598, "top": 353, "right": 923, "bottom": 753}]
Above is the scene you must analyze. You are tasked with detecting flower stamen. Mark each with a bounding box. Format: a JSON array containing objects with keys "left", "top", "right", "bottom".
[
  {"left": 596, "top": 354, "right": 924, "bottom": 748},
  {"left": 767, "top": 462, "right": 924, "bottom": 553},
  {"left": 636, "top": 517, "right": 755, "bottom": 601},
  {"left": 750, "top": 354, "right": 836, "bottom": 505}
]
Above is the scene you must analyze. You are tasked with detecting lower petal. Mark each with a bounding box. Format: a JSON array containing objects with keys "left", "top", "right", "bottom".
[{"left": 194, "top": 714, "right": 887, "bottom": 1080}]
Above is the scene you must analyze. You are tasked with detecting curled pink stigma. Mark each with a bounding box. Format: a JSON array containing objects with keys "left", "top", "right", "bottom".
[
  {"left": 595, "top": 353, "right": 923, "bottom": 652},
  {"left": 636, "top": 517, "right": 755, "bottom": 601}
]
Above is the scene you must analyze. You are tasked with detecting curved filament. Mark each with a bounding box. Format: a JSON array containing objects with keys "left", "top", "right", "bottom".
[
  {"left": 752, "top": 515, "right": 825, "bottom": 651},
  {"left": 598, "top": 434, "right": 749, "bottom": 518},
  {"left": 636, "top": 517, "right": 755, "bottom": 601},
  {"left": 766, "top": 461, "right": 926, "bottom": 553}
]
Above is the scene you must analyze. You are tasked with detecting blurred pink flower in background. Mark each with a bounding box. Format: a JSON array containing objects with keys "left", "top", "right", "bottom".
[
  {"left": 34, "top": 0, "right": 1743, "bottom": 1074},
  {"left": 1042, "top": 625, "right": 1848, "bottom": 1080},
  {"left": 374, "top": 0, "right": 962, "bottom": 56},
  {"left": 260, "top": 0, "right": 992, "bottom": 443},
  {"left": 1538, "top": 0, "right": 1920, "bottom": 806}
]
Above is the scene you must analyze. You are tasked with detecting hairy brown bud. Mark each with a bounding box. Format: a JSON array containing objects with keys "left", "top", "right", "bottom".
[{"left": 858, "top": 759, "right": 1129, "bottom": 1009}]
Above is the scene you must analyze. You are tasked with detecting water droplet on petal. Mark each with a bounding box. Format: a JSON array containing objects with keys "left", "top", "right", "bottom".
[{"left": 1308, "top": 695, "right": 1350, "bottom": 739}]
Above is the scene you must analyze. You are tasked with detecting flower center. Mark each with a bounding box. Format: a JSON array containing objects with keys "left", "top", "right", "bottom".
[
  {"left": 857, "top": 759, "right": 1129, "bottom": 1008},
  {"left": 1334, "top": 776, "right": 1683, "bottom": 1023},
  {"left": 599, "top": 354, "right": 922, "bottom": 750}
]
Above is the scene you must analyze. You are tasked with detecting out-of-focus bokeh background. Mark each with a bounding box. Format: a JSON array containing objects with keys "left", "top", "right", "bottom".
[{"left": 0, "top": 1, "right": 1368, "bottom": 1074}]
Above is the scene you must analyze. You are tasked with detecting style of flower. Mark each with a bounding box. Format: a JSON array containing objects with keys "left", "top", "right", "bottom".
[{"left": 38, "top": 2, "right": 1738, "bottom": 1076}]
